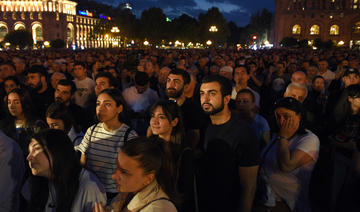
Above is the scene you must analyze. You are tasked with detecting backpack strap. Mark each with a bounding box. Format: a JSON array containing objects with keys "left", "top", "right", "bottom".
[
  {"left": 124, "top": 127, "right": 132, "bottom": 143},
  {"left": 89, "top": 123, "right": 98, "bottom": 143},
  {"left": 138, "top": 198, "right": 173, "bottom": 211}
]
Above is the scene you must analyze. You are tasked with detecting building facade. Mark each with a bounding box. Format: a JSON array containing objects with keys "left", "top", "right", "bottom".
[
  {"left": 274, "top": 0, "right": 360, "bottom": 48},
  {"left": 0, "top": 0, "right": 114, "bottom": 48}
]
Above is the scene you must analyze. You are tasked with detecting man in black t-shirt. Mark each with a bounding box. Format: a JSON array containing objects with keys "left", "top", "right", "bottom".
[
  {"left": 199, "top": 75, "right": 260, "bottom": 212},
  {"left": 166, "top": 69, "right": 205, "bottom": 147}
]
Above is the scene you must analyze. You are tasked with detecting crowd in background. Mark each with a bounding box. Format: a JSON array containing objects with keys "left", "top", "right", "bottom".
[{"left": 0, "top": 47, "right": 360, "bottom": 212}]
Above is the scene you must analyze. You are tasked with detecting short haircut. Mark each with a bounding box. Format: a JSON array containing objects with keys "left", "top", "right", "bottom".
[
  {"left": 26, "top": 65, "right": 47, "bottom": 77},
  {"left": 46, "top": 103, "right": 74, "bottom": 133},
  {"left": 73, "top": 61, "right": 86, "bottom": 68},
  {"left": 134, "top": 71, "right": 149, "bottom": 86},
  {"left": 4, "top": 75, "right": 21, "bottom": 86},
  {"left": 285, "top": 82, "right": 308, "bottom": 99},
  {"left": 0, "top": 61, "right": 16, "bottom": 70},
  {"left": 57, "top": 79, "right": 77, "bottom": 95},
  {"left": 312, "top": 75, "right": 325, "bottom": 84},
  {"left": 95, "top": 72, "right": 117, "bottom": 87},
  {"left": 168, "top": 69, "right": 191, "bottom": 85},
  {"left": 233, "top": 65, "right": 249, "bottom": 77},
  {"left": 201, "top": 75, "right": 232, "bottom": 97},
  {"left": 237, "top": 88, "right": 255, "bottom": 102}
]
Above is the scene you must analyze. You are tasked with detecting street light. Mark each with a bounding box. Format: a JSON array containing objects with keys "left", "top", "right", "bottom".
[
  {"left": 144, "top": 40, "right": 149, "bottom": 46},
  {"left": 209, "top": 25, "right": 218, "bottom": 32},
  {"left": 206, "top": 40, "right": 212, "bottom": 46},
  {"left": 111, "top": 26, "right": 120, "bottom": 33}
]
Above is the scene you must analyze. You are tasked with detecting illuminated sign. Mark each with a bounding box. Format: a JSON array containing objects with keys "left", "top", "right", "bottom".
[
  {"left": 166, "top": 17, "right": 171, "bottom": 22},
  {"left": 99, "top": 15, "right": 111, "bottom": 20},
  {"left": 78, "top": 10, "right": 93, "bottom": 17}
]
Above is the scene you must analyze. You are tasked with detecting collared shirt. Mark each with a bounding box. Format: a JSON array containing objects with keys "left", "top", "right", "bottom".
[{"left": 127, "top": 180, "right": 177, "bottom": 212}]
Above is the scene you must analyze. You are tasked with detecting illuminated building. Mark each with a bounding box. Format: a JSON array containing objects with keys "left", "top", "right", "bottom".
[
  {"left": 274, "top": 0, "right": 360, "bottom": 48},
  {"left": 0, "top": 0, "right": 116, "bottom": 48}
]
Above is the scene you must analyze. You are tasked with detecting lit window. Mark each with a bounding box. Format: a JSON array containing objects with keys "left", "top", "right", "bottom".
[
  {"left": 354, "top": 22, "right": 360, "bottom": 33},
  {"left": 310, "top": 25, "right": 320, "bottom": 35},
  {"left": 330, "top": 25, "right": 339, "bottom": 35},
  {"left": 30, "top": 12, "right": 33, "bottom": 20},
  {"left": 292, "top": 24, "right": 301, "bottom": 34},
  {"left": 38, "top": 12, "right": 42, "bottom": 20}
]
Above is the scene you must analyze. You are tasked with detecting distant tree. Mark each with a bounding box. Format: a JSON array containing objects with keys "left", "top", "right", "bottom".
[
  {"left": 171, "top": 14, "right": 200, "bottom": 44},
  {"left": 227, "top": 21, "right": 240, "bottom": 46},
  {"left": 198, "top": 7, "right": 230, "bottom": 45},
  {"left": 247, "top": 9, "right": 273, "bottom": 43},
  {"left": 298, "top": 39, "right": 309, "bottom": 48},
  {"left": 139, "top": 7, "right": 167, "bottom": 45},
  {"left": 280, "top": 37, "right": 298, "bottom": 47},
  {"left": 113, "top": 9, "right": 137, "bottom": 41},
  {"left": 4, "top": 30, "right": 33, "bottom": 49},
  {"left": 50, "top": 39, "right": 66, "bottom": 48}
]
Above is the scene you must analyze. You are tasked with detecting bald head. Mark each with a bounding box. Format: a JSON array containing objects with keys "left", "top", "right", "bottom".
[{"left": 291, "top": 71, "right": 307, "bottom": 86}]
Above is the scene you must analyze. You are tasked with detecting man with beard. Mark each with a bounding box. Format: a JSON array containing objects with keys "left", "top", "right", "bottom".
[
  {"left": 198, "top": 75, "right": 259, "bottom": 212},
  {"left": 55, "top": 79, "right": 91, "bottom": 132},
  {"left": 166, "top": 69, "right": 204, "bottom": 147},
  {"left": 26, "top": 65, "right": 53, "bottom": 118}
]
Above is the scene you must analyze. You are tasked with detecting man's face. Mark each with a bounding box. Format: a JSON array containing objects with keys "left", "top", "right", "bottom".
[
  {"left": 343, "top": 73, "right": 360, "bottom": 87},
  {"left": 312, "top": 78, "right": 325, "bottom": 92},
  {"left": 233, "top": 67, "right": 249, "bottom": 84},
  {"left": 73, "top": 65, "right": 86, "bottom": 79},
  {"left": 26, "top": 73, "right": 42, "bottom": 91},
  {"left": 306, "top": 66, "right": 318, "bottom": 78},
  {"left": 166, "top": 74, "right": 185, "bottom": 99},
  {"left": 55, "top": 84, "right": 72, "bottom": 104},
  {"left": 291, "top": 72, "right": 307, "bottom": 85},
  {"left": 0, "top": 64, "right": 15, "bottom": 82},
  {"left": 158, "top": 68, "right": 170, "bottom": 85},
  {"left": 318, "top": 61, "right": 328, "bottom": 72},
  {"left": 200, "top": 82, "right": 225, "bottom": 115},
  {"left": 284, "top": 87, "right": 306, "bottom": 103},
  {"left": 95, "top": 77, "right": 111, "bottom": 96}
]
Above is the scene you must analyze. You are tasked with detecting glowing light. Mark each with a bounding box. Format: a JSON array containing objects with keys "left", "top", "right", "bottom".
[
  {"left": 105, "top": 34, "right": 109, "bottom": 39},
  {"left": 44, "top": 41, "right": 50, "bottom": 47},
  {"left": 131, "top": 40, "right": 134, "bottom": 45},
  {"left": 338, "top": 40, "right": 345, "bottom": 45},
  {"left": 252, "top": 35, "right": 257, "bottom": 40},
  {"left": 144, "top": 40, "right": 149, "bottom": 46},
  {"left": 113, "top": 41, "right": 118, "bottom": 46},
  {"left": 5, "top": 42, "right": 10, "bottom": 47},
  {"left": 111, "top": 27, "right": 120, "bottom": 33},
  {"left": 206, "top": 40, "right": 212, "bottom": 46},
  {"left": 209, "top": 26, "right": 218, "bottom": 32},
  {"left": 175, "top": 40, "right": 181, "bottom": 46}
]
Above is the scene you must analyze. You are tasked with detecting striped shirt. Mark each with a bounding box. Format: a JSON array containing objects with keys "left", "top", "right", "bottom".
[{"left": 75, "top": 122, "right": 137, "bottom": 193}]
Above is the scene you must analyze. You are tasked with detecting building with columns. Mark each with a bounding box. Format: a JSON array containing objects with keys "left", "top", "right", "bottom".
[
  {"left": 0, "top": 0, "right": 115, "bottom": 48},
  {"left": 274, "top": 0, "right": 360, "bottom": 48}
]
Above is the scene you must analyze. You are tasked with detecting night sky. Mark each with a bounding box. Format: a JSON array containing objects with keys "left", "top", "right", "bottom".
[{"left": 94, "top": 0, "right": 275, "bottom": 27}]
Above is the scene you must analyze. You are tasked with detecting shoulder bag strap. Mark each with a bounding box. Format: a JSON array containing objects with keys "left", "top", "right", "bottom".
[
  {"left": 124, "top": 127, "right": 132, "bottom": 143},
  {"left": 89, "top": 123, "right": 98, "bottom": 143}
]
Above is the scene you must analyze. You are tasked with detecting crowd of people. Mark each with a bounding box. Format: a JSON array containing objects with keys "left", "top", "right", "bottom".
[{"left": 0, "top": 47, "right": 360, "bottom": 212}]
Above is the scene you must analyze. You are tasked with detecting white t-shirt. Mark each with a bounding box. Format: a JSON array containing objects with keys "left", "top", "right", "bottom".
[
  {"left": 122, "top": 86, "right": 159, "bottom": 112},
  {"left": 44, "top": 168, "right": 107, "bottom": 212},
  {"left": 73, "top": 77, "right": 95, "bottom": 108},
  {"left": 261, "top": 130, "right": 319, "bottom": 211}
]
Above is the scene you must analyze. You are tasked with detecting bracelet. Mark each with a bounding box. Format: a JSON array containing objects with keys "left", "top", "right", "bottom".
[{"left": 277, "top": 135, "right": 289, "bottom": 141}]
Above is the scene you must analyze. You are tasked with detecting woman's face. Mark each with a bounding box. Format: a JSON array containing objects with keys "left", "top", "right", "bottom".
[
  {"left": 150, "top": 106, "right": 177, "bottom": 139},
  {"left": 46, "top": 117, "right": 65, "bottom": 131},
  {"left": 7, "top": 92, "right": 23, "bottom": 118},
  {"left": 27, "top": 139, "right": 52, "bottom": 178},
  {"left": 4, "top": 80, "right": 19, "bottom": 94},
  {"left": 96, "top": 93, "right": 123, "bottom": 123},
  {"left": 274, "top": 107, "right": 301, "bottom": 129},
  {"left": 112, "top": 151, "right": 154, "bottom": 193}
]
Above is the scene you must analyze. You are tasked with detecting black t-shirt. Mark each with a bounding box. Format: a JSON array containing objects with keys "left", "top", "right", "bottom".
[
  {"left": 204, "top": 114, "right": 260, "bottom": 167},
  {"left": 30, "top": 87, "right": 54, "bottom": 119},
  {"left": 180, "top": 98, "right": 202, "bottom": 131}
]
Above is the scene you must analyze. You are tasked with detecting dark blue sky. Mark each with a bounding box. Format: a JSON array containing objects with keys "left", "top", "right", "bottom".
[{"left": 94, "top": 0, "right": 275, "bottom": 27}]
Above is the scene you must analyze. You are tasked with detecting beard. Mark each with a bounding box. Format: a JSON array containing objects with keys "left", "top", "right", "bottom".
[
  {"left": 166, "top": 87, "right": 183, "bottom": 99},
  {"left": 202, "top": 99, "right": 224, "bottom": 115},
  {"left": 29, "top": 81, "right": 42, "bottom": 92}
]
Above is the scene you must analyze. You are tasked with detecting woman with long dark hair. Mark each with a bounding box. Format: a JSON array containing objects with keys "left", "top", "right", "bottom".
[
  {"left": 0, "top": 88, "right": 43, "bottom": 155},
  {"left": 147, "top": 100, "right": 196, "bottom": 212},
  {"left": 26, "top": 129, "right": 106, "bottom": 212},
  {"left": 75, "top": 88, "right": 137, "bottom": 201},
  {"left": 93, "top": 136, "right": 178, "bottom": 212},
  {"left": 255, "top": 97, "right": 320, "bottom": 212}
]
